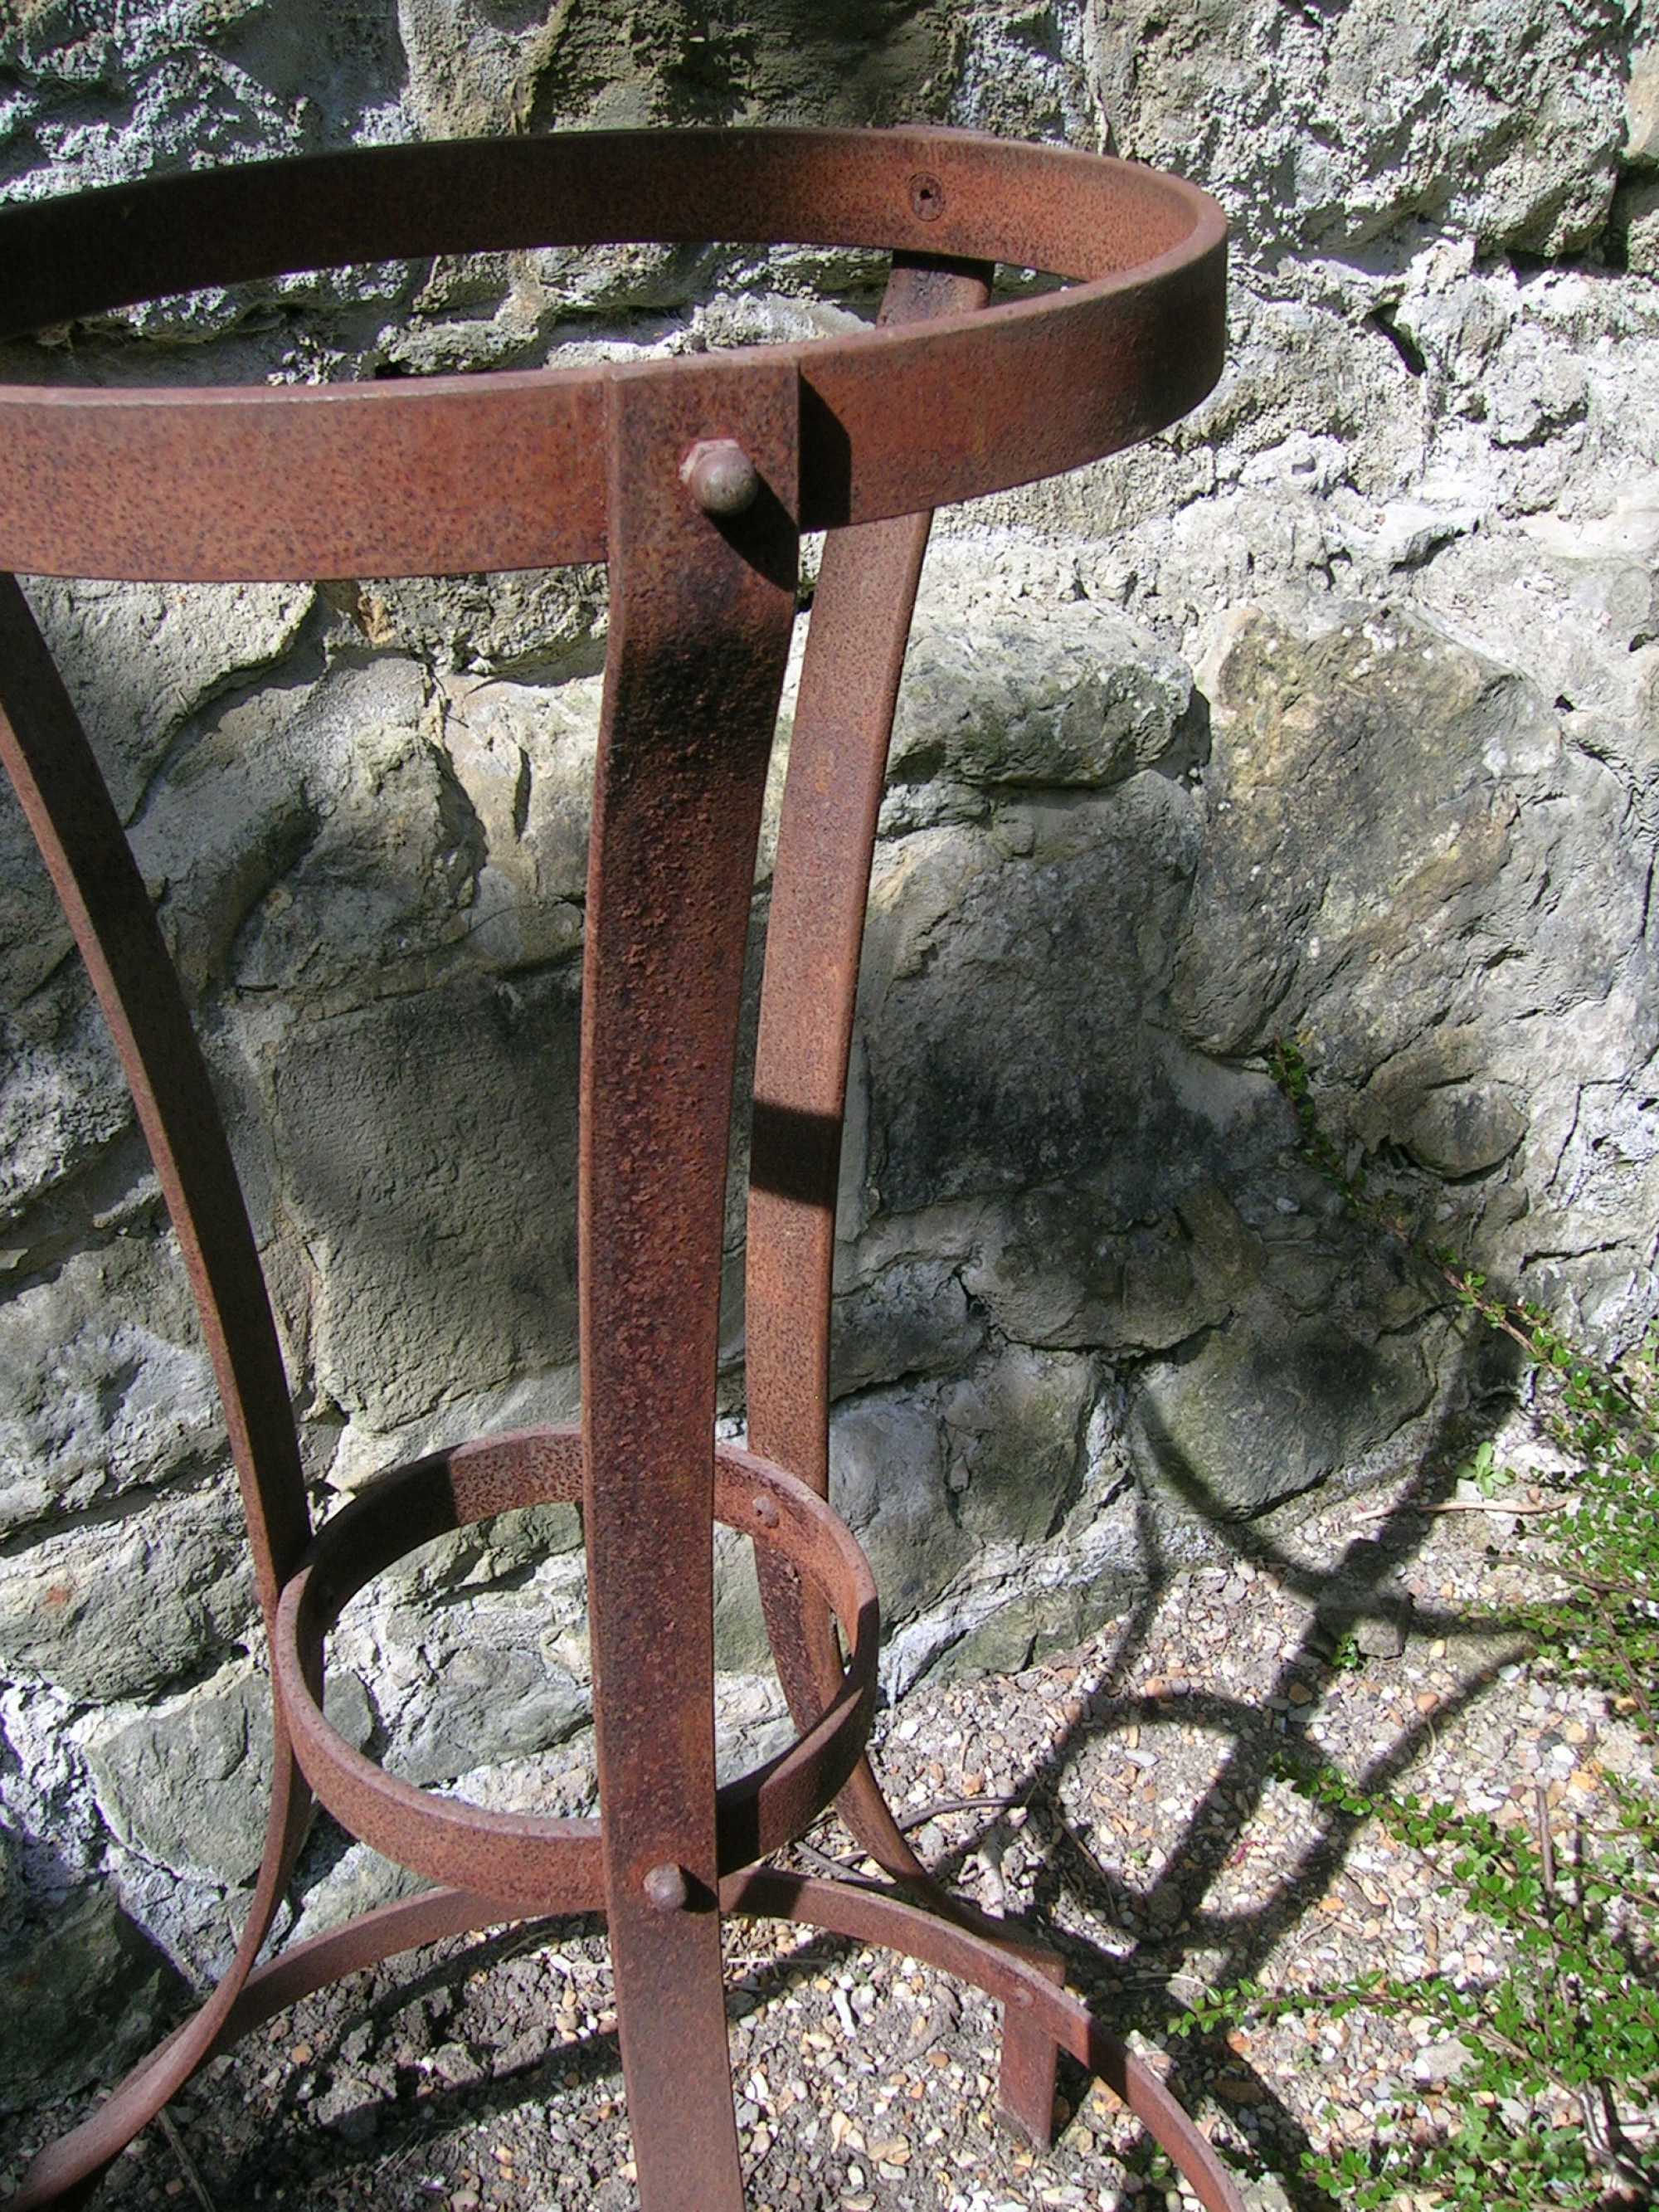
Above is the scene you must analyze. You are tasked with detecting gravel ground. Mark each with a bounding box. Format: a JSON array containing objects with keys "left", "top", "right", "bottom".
[{"left": 7, "top": 1460, "right": 1656, "bottom": 2212}]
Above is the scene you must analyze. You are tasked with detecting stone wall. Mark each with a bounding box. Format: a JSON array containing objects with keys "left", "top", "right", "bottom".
[{"left": 1, "top": 0, "right": 1655, "bottom": 2112}]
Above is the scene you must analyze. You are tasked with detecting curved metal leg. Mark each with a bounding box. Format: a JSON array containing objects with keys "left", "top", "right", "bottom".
[
  {"left": 10, "top": 1863, "right": 1241, "bottom": 2212},
  {"left": 722, "top": 1871, "right": 1248, "bottom": 2212},
  {"left": 742, "top": 255, "right": 1065, "bottom": 2146},
  {"left": 748, "top": 255, "right": 992, "bottom": 1897},
  {"left": 5, "top": 1748, "right": 311, "bottom": 2212},
  {"left": 0, "top": 577, "right": 317, "bottom": 2209}
]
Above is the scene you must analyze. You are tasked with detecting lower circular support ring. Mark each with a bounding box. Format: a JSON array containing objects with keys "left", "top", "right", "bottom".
[{"left": 272, "top": 1426, "right": 880, "bottom": 1914}]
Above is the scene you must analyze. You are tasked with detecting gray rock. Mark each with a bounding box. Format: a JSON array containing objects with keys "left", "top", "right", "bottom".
[
  {"left": 25, "top": 579, "right": 314, "bottom": 821},
  {"left": 0, "top": 1237, "right": 221, "bottom": 1537},
  {"left": 0, "top": 985, "right": 134, "bottom": 1240},
  {"left": 1171, "top": 607, "right": 1649, "bottom": 1079},
  {"left": 713, "top": 1523, "right": 771, "bottom": 1676},
  {"left": 323, "top": 1367, "right": 583, "bottom": 1499},
  {"left": 1401, "top": 1083, "right": 1528, "bottom": 1178},
  {"left": 1411, "top": 517, "right": 1659, "bottom": 726},
  {"left": 881, "top": 601, "right": 1203, "bottom": 835},
  {"left": 1242, "top": 2177, "right": 1296, "bottom": 2212},
  {"left": 1413, "top": 2034, "right": 1476, "bottom": 2087},
  {"left": 143, "top": 654, "right": 469, "bottom": 1001},
  {"left": 831, "top": 1257, "right": 985, "bottom": 1395},
  {"left": 830, "top": 1396, "right": 971, "bottom": 1624},
  {"left": 401, "top": 0, "right": 959, "bottom": 139},
  {"left": 388, "top": 1641, "right": 587, "bottom": 1789},
  {"left": 1613, "top": 172, "right": 1659, "bottom": 274},
  {"left": 0, "top": 1481, "right": 253, "bottom": 1704},
  {"left": 938, "top": 1346, "right": 1092, "bottom": 1547},
  {"left": 964, "top": 1192, "right": 1236, "bottom": 1357},
  {"left": 334, "top": 568, "right": 607, "bottom": 675},
  {"left": 1130, "top": 1299, "right": 1432, "bottom": 1520},
  {"left": 0, "top": 1884, "right": 182, "bottom": 2119},
  {"left": 859, "top": 777, "right": 1204, "bottom": 1218},
  {"left": 438, "top": 670, "right": 601, "bottom": 967},
  {"left": 1088, "top": 0, "right": 1627, "bottom": 260},
  {"left": 2, "top": 0, "right": 1658, "bottom": 2091},
  {"left": 1629, "top": 41, "right": 1659, "bottom": 165},
  {"left": 268, "top": 967, "right": 581, "bottom": 1427},
  {"left": 1355, "top": 1596, "right": 1413, "bottom": 1661},
  {"left": 86, "top": 1667, "right": 371, "bottom": 1887},
  {"left": 286, "top": 1839, "right": 431, "bottom": 1951}
]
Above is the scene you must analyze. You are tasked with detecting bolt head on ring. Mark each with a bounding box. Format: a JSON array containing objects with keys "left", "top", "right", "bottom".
[{"left": 680, "top": 437, "right": 761, "bottom": 517}]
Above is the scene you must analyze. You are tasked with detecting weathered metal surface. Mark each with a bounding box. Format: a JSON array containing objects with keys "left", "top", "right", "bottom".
[
  {"left": 0, "top": 126, "right": 1243, "bottom": 2212},
  {"left": 744, "top": 246, "right": 1068, "bottom": 2149},
  {"left": 272, "top": 1432, "right": 879, "bottom": 1910},
  {"left": 578, "top": 353, "right": 800, "bottom": 2210},
  {"left": 0, "top": 129, "right": 1224, "bottom": 581},
  {"left": 0, "top": 576, "right": 315, "bottom": 2212},
  {"left": 747, "top": 256, "right": 992, "bottom": 1883}
]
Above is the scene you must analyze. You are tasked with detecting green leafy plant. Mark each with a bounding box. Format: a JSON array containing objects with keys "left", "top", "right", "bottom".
[
  {"left": 1180, "top": 1042, "right": 1659, "bottom": 2208},
  {"left": 1461, "top": 1438, "right": 1509, "bottom": 1498}
]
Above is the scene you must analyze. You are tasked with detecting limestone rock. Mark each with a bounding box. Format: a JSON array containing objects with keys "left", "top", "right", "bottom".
[
  {"left": 1412, "top": 510, "right": 1659, "bottom": 727},
  {"left": 1629, "top": 41, "right": 1659, "bottom": 164},
  {"left": 831, "top": 1257, "right": 985, "bottom": 1396},
  {"left": 399, "top": 0, "right": 957, "bottom": 139},
  {"left": 1612, "top": 171, "right": 1659, "bottom": 274},
  {"left": 962, "top": 1192, "right": 1235, "bottom": 1357},
  {"left": 437, "top": 669, "right": 601, "bottom": 969},
  {"left": 2, "top": 0, "right": 1658, "bottom": 2057},
  {"left": 881, "top": 599, "right": 1204, "bottom": 835},
  {"left": 0, "top": 985, "right": 134, "bottom": 1241},
  {"left": 830, "top": 1396, "right": 971, "bottom": 1622},
  {"left": 938, "top": 1345, "right": 1092, "bottom": 1547},
  {"left": 25, "top": 580, "right": 315, "bottom": 821},
  {"left": 859, "top": 777, "right": 1204, "bottom": 1218},
  {"left": 0, "top": 1238, "right": 220, "bottom": 1538},
  {"left": 268, "top": 967, "right": 581, "bottom": 1428},
  {"left": 322, "top": 1370, "right": 583, "bottom": 1499},
  {"left": 0, "top": 1481, "right": 252, "bottom": 1705},
  {"left": 328, "top": 568, "right": 608, "bottom": 676},
  {"left": 386, "top": 1640, "right": 587, "bottom": 1789},
  {"left": 86, "top": 1667, "right": 371, "bottom": 1887},
  {"left": 1088, "top": 0, "right": 1627, "bottom": 260},
  {"left": 1130, "top": 1298, "right": 1432, "bottom": 1521},
  {"left": 285, "top": 1839, "right": 431, "bottom": 1950},
  {"left": 1400, "top": 1083, "right": 1527, "bottom": 1178},
  {"left": 0, "top": 1885, "right": 182, "bottom": 2119},
  {"left": 713, "top": 1523, "right": 771, "bottom": 1676},
  {"left": 1170, "top": 607, "right": 1651, "bottom": 1088},
  {"left": 139, "top": 655, "right": 472, "bottom": 1001}
]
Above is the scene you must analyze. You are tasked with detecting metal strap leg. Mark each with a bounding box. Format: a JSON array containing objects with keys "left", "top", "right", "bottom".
[
  {"left": 743, "top": 259, "right": 1065, "bottom": 2149},
  {"left": 0, "top": 576, "right": 315, "bottom": 2211},
  {"left": 747, "top": 254, "right": 990, "bottom": 1888},
  {"left": 581, "top": 358, "right": 800, "bottom": 2211}
]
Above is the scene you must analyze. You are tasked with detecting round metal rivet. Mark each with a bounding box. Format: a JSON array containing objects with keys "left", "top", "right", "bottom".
[
  {"left": 909, "top": 172, "right": 944, "bottom": 221},
  {"left": 643, "top": 1861, "right": 690, "bottom": 1912},
  {"left": 680, "top": 438, "right": 761, "bottom": 517}
]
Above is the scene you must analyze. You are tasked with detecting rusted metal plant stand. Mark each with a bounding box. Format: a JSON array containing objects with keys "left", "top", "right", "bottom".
[{"left": 0, "top": 129, "right": 1237, "bottom": 2211}]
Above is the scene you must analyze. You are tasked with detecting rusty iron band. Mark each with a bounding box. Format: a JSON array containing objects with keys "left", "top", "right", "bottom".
[
  {"left": 0, "top": 126, "right": 1224, "bottom": 582},
  {"left": 273, "top": 1430, "right": 880, "bottom": 1913}
]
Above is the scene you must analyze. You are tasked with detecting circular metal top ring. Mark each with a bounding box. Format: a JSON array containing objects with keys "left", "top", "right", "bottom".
[{"left": 0, "top": 127, "right": 1225, "bottom": 583}]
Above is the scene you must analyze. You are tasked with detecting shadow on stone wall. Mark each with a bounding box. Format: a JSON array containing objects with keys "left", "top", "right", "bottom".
[{"left": 0, "top": 555, "right": 1642, "bottom": 2125}]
